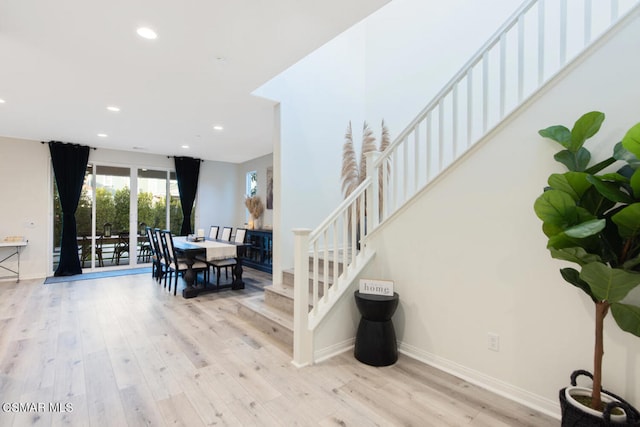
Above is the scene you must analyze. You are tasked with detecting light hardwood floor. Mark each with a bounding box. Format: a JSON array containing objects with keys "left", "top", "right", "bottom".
[{"left": 0, "top": 270, "right": 558, "bottom": 426}]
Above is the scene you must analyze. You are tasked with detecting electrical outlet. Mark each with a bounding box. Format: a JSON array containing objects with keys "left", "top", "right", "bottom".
[{"left": 488, "top": 333, "right": 500, "bottom": 352}]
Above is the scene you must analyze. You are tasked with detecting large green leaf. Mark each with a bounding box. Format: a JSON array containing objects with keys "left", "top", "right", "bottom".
[
  {"left": 611, "top": 303, "right": 640, "bottom": 337},
  {"left": 554, "top": 148, "right": 591, "bottom": 172},
  {"left": 560, "top": 267, "right": 596, "bottom": 300},
  {"left": 570, "top": 111, "right": 605, "bottom": 152},
  {"left": 597, "top": 172, "right": 629, "bottom": 183},
  {"left": 539, "top": 125, "right": 571, "bottom": 148},
  {"left": 579, "top": 262, "right": 640, "bottom": 303},
  {"left": 551, "top": 247, "right": 602, "bottom": 266},
  {"left": 581, "top": 186, "right": 616, "bottom": 217},
  {"left": 621, "top": 122, "right": 640, "bottom": 159},
  {"left": 612, "top": 203, "right": 640, "bottom": 239},
  {"left": 546, "top": 218, "right": 603, "bottom": 250},
  {"left": 630, "top": 169, "right": 640, "bottom": 198},
  {"left": 586, "top": 175, "right": 634, "bottom": 203},
  {"left": 534, "top": 190, "right": 578, "bottom": 231},
  {"left": 565, "top": 219, "right": 606, "bottom": 238},
  {"left": 547, "top": 229, "right": 599, "bottom": 250},
  {"left": 542, "top": 222, "right": 563, "bottom": 237},
  {"left": 614, "top": 141, "right": 640, "bottom": 168},
  {"left": 548, "top": 172, "right": 591, "bottom": 201},
  {"left": 547, "top": 232, "right": 580, "bottom": 249}
]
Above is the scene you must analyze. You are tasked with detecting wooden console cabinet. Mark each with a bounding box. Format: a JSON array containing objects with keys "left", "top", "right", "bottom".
[{"left": 241, "top": 229, "right": 272, "bottom": 273}]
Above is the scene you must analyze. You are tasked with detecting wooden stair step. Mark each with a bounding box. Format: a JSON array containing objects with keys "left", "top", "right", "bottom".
[
  {"left": 237, "top": 295, "right": 293, "bottom": 353},
  {"left": 265, "top": 284, "right": 317, "bottom": 315}
]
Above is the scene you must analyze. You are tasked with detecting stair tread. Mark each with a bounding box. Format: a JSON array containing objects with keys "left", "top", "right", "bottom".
[
  {"left": 283, "top": 268, "right": 338, "bottom": 285},
  {"left": 264, "top": 284, "right": 293, "bottom": 298},
  {"left": 239, "top": 295, "right": 293, "bottom": 330}
]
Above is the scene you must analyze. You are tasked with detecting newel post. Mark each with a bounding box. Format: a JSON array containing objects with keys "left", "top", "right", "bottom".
[
  {"left": 366, "top": 151, "right": 380, "bottom": 230},
  {"left": 292, "top": 228, "right": 313, "bottom": 367}
]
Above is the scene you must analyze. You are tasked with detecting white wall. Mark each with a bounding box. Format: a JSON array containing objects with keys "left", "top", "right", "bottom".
[
  {"left": 361, "top": 9, "right": 640, "bottom": 415},
  {"left": 0, "top": 137, "right": 51, "bottom": 280},
  {"left": 196, "top": 160, "right": 241, "bottom": 233},
  {"left": 90, "top": 148, "right": 174, "bottom": 170},
  {"left": 256, "top": 24, "right": 369, "bottom": 272}
]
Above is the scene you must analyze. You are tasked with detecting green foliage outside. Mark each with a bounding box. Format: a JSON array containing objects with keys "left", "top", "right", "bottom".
[{"left": 54, "top": 187, "right": 190, "bottom": 248}]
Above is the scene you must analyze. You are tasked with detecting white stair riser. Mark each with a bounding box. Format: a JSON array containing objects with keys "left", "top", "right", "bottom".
[
  {"left": 282, "top": 270, "right": 334, "bottom": 293},
  {"left": 237, "top": 303, "right": 293, "bottom": 348}
]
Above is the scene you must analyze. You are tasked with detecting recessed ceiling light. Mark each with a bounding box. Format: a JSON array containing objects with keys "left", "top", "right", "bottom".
[
  {"left": 107, "top": 106, "right": 120, "bottom": 112},
  {"left": 213, "top": 125, "right": 224, "bottom": 131},
  {"left": 97, "top": 133, "right": 108, "bottom": 138},
  {"left": 181, "top": 145, "right": 189, "bottom": 149},
  {"left": 136, "top": 27, "right": 157, "bottom": 40}
]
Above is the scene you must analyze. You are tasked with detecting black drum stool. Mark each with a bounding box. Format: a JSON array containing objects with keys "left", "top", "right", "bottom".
[{"left": 354, "top": 290, "right": 399, "bottom": 366}]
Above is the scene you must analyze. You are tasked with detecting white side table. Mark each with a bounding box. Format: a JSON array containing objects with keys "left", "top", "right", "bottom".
[{"left": 0, "top": 240, "right": 28, "bottom": 282}]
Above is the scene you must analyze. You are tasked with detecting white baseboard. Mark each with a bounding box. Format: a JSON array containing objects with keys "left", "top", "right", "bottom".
[
  {"left": 398, "top": 342, "right": 561, "bottom": 421},
  {"left": 313, "top": 338, "right": 354, "bottom": 364},
  {"left": 0, "top": 274, "right": 45, "bottom": 283}
]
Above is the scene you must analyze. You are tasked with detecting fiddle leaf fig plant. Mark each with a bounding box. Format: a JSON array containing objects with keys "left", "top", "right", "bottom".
[{"left": 534, "top": 111, "right": 640, "bottom": 411}]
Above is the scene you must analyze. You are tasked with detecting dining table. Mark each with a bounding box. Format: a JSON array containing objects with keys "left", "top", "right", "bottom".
[{"left": 172, "top": 236, "right": 248, "bottom": 299}]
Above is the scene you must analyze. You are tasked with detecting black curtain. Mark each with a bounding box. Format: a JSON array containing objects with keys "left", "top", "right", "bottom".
[
  {"left": 49, "top": 141, "right": 90, "bottom": 276},
  {"left": 174, "top": 156, "right": 200, "bottom": 235}
]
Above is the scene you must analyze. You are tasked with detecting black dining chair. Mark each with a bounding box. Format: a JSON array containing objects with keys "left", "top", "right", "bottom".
[
  {"left": 209, "top": 228, "right": 246, "bottom": 287},
  {"left": 95, "top": 235, "right": 104, "bottom": 267},
  {"left": 138, "top": 225, "right": 152, "bottom": 263},
  {"left": 79, "top": 235, "right": 104, "bottom": 268},
  {"left": 161, "top": 230, "right": 208, "bottom": 295},
  {"left": 113, "top": 232, "right": 130, "bottom": 265},
  {"left": 220, "top": 226, "right": 232, "bottom": 242},
  {"left": 155, "top": 228, "right": 169, "bottom": 286},
  {"left": 146, "top": 227, "right": 161, "bottom": 281},
  {"left": 208, "top": 225, "right": 219, "bottom": 240}
]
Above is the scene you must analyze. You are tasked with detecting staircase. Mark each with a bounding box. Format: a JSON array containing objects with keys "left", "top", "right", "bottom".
[{"left": 237, "top": 255, "right": 343, "bottom": 353}]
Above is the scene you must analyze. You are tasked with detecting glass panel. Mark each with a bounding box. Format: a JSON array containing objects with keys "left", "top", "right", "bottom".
[
  {"left": 95, "top": 166, "right": 131, "bottom": 267},
  {"left": 137, "top": 168, "right": 168, "bottom": 262},
  {"left": 247, "top": 171, "right": 257, "bottom": 196},
  {"left": 169, "top": 172, "right": 183, "bottom": 235},
  {"left": 137, "top": 168, "right": 168, "bottom": 230}
]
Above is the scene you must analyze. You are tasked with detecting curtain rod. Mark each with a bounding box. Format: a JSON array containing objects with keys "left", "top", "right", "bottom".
[
  {"left": 168, "top": 155, "right": 203, "bottom": 162},
  {"left": 41, "top": 141, "right": 97, "bottom": 150}
]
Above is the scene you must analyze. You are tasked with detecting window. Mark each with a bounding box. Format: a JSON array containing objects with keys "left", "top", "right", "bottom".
[{"left": 246, "top": 171, "right": 257, "bottom": 196}]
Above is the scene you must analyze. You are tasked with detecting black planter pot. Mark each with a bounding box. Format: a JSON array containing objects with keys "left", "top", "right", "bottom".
[{"left": 560, "top": 370, "right": 640, "bottom": 426}]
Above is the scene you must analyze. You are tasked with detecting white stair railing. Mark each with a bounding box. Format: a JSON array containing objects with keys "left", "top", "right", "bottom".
[{"left": 292, "top": 0, "right": 640, "bottom": 367}]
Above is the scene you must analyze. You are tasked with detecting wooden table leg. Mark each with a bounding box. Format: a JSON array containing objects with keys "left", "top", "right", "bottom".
[
  {"left": 231, "top": 257, "right": 245, "bottom": 290},
  {"left": 181, "top": 255, "right": 199, "bottom": 298}
]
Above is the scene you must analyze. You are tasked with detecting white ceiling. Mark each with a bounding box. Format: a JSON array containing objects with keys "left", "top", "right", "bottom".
[{"left": 0, "top": 0, "right": 389, "bottom": 163}]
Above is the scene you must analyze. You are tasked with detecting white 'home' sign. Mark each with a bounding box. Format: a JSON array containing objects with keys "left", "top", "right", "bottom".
[{"left": 359, "top": 279, "right": 394, "bottom": 296}]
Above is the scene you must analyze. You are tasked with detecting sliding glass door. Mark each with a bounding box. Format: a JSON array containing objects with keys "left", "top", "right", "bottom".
[{"left": 52, "top": 164, "right": 187, "bottom": 273}]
